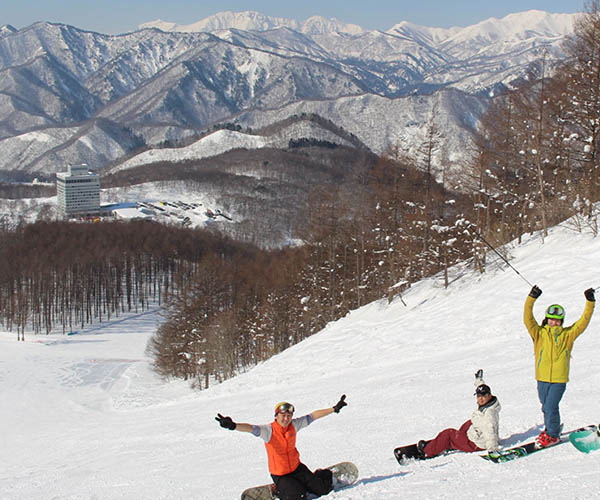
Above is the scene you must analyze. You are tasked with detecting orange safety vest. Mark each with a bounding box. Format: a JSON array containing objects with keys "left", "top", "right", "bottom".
[{"left": 265, "top": 421, "right": 301, "bottom": 475}]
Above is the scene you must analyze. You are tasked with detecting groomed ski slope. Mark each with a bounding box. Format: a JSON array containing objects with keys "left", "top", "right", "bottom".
[{"left": 1, "top": 220, "right": 599, "bottom": 500}]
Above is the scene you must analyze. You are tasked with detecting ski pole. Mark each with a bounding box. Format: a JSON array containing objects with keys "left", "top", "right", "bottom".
[{"left": 473, "top": 229, "right": 533, "bottom": 287}]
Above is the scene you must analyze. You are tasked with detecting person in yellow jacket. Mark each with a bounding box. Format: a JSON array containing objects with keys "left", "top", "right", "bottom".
[{"left": 524, "top": 285, "right": 595, "bottom": 447}]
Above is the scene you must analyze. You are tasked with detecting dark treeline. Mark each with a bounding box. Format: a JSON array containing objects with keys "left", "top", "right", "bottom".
[
  {"left": 0, "top": 182, "right": 56, "bottom": 199},
  {"left": 0, "top": 220, "right": 257, "bottom": 339},
  {"left": 288, "top": 138, "right": 338, "bottom": 149}
]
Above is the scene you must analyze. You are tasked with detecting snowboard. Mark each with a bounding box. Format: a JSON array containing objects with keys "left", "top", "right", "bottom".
[
  {"left": 394, "top": 441, "right": 429, "bottom": 463},
  {"left": 394, "top": 440, "right": 461, "bottom": 463},
  {"left": 240, "top": 462, "right": 358, "bottom": 500},
  {"left": 569, "top": 425, "right": 600, "bottom": 454},
  {"left": 482, "top": 425, "right": 597, "bottom": 463}
]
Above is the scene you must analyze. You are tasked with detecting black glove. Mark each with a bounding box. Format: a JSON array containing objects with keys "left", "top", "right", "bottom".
[
  {"left": 475, "top": 369, "right": 483, "bottom": 379},
  {"left": 215, "top": 413, "right": 236, "bottom": 430},
  {"left": 584, "top": 288, "right": 595, "bottom": 302},
  {"left": 333, "top": 394, "right": 347, "bottom": 413},
  {"left": 529, "top": 285, "right": 542, "bottom": 298}
]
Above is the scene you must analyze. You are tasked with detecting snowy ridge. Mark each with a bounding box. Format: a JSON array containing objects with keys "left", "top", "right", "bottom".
[
  {"left": 109, "top": 121, "right": 356, "bottom": 172},
  {"left": 140, "top": 10, "right": 364, "bottom": 35},
  {"left": 232, "top": 89, "right": 487, "bottom": 183},
  {"left": 0, "top": 24, "right": 17, "bottom": 37},
  {"left": 141, "top": 9, "right": 576, "bottom": 39},
  {"left": 111, "top": 130, "right": 269, "bottom": 171},
  {"left": 1, "top": 214, "right": 599, "bottom": 499},
  {"left": 389, "top": 10, "right": 578, "bottom": 54}
]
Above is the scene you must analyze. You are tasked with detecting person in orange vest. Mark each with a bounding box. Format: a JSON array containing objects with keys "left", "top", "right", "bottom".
[{"left": 216, "top": 395, "right": 347, "bottom": 500}]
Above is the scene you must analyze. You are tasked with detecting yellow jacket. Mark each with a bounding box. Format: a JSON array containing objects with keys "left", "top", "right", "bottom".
[{"left": 523, "top": 295, "right": 594, "bottom": 383}]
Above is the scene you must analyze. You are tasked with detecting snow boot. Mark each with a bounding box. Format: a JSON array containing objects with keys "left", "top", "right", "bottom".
[
  {"left": 535, "top": 430, "right": 559, "bottom": 448},
  {"left": 417, "top": 439, "right": 429, "bottom": 459}
]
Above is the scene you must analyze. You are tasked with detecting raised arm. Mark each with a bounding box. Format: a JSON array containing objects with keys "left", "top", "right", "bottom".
[
  {"left": 524, "top": 286, "right": 542, "bottom": 339},
  {"left": 474, "top": 368, "right": 485, "bottom": 387},
  {"left": 567, "top": 288, "right": 595, "bottom": 339},
  {"left": 311, "top": 395, "right": 347, "bottom": 421}
]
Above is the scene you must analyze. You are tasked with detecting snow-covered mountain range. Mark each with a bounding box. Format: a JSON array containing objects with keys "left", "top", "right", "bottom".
[{"left": 0, "top": 10, "right": 579, "bottom": 181}]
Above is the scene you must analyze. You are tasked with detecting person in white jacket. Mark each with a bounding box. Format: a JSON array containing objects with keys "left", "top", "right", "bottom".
[{"left": 417, "top": 370, "right": 501, "bottom": 458}]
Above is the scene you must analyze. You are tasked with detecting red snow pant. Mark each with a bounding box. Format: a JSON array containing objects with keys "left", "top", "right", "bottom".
[{"left": 424, "top": 420, "right": 483, "bottom": 458}]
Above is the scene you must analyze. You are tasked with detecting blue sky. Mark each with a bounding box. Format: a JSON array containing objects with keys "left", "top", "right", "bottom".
[{"left": 3, "top": 0, "right": 585, "bottom": 34}]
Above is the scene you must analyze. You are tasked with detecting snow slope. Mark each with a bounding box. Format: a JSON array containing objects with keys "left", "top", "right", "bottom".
[
  {"left": 1, "top": 220, "right": 600, "bottom": 499},
  {"left": 109, "top": 122, "right": 355, "bottom": 173}
]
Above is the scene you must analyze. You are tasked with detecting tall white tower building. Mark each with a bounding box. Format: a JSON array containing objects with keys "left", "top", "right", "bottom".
[{"left": 56, "top": 164, "right": 100, "bottom": 217}]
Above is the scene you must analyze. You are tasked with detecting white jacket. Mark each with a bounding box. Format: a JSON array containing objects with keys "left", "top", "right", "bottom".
[
  {"left": 468, "top": 375, "right": 500, "bottom": 451},
  {"left": 467, "top": 396, "right": 501, "bottom": 451}
]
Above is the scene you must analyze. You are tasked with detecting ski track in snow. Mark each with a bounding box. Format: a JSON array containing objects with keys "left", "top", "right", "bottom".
[{"left": 1, "top": 221, "right": 600, "bottom": 499}]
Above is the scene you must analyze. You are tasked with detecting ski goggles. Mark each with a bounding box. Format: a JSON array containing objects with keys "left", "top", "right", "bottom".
[
  {"left": 545, "top": 304, "right": 565, "bottom": 320},
  {"left": 274, "top": 402, "right": 295, "bottom": 415}
]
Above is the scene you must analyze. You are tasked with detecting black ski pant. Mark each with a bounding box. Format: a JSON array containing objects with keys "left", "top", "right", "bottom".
[{"left": 271, "top": 462, "right": 333, "bottom": 500}]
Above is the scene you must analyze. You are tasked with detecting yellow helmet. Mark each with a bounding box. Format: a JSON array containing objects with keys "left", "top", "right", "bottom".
[{"left": 274, "top": 401, "right": 295, "bottom": 415}]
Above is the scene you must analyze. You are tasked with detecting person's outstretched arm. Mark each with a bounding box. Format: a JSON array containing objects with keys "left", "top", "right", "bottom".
[
  {"left": 215, "top": 413, "right": 253, "bottom": 433},
  {"left": 311, "top": 394, "right": 347, "bottom": 420}
]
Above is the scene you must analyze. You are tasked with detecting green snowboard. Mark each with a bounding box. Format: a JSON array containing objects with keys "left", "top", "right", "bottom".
[
  {"left": 569, "top": 425, "right": 600, "bottom": 454},
  {"left": 240, "top": 462, "right": 358, "bottom": 500}
]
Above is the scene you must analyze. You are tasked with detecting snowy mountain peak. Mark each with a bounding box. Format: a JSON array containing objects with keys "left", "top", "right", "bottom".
[
  {"left": 300, "top": 15, "right": 363, "bottom": 35},
  {"left": 502, "top": 9, "right": 580, "bottom": 33},
  {"left": 139, "top": 19, "right": 178, "bottom": 32},
  {"left": 387, "top": 21, "right": 461, "bottom": 45},
  {"left": 139, "top": 10, "right": 364, "bottom": 35},
  {"left": 0, "top": 24, "right": 17, "bottom": 36},
  {"left": 388, "top": 10, "right": 579, "bottom": 47},
  {"left": 454, "top": 9, "right": 578, "bottom": 41}
]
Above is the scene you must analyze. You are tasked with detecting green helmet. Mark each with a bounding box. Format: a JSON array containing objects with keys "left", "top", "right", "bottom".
[{"left": 546, "top": 304, "right": 565, "bottom": 320}]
